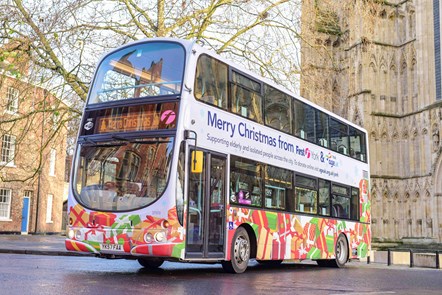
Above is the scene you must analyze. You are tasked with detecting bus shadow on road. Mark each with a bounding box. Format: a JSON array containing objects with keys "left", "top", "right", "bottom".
[{"left": 135, "top": 260, "right": 321, "bottom": 276}]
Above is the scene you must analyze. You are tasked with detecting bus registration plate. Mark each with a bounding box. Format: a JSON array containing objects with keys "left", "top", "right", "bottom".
[{"left": 100, "top": 243, "right": 123, "bottom": 251}]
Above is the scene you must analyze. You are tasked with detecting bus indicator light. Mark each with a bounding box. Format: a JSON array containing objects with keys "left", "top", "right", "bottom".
[{"left": 161, "top": 220, "right": 170, "bottom": 229}]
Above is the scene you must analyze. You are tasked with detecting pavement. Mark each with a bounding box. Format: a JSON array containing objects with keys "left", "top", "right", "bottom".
[{"left": 0, "top": 234, "right": 91, "bottom": 257}]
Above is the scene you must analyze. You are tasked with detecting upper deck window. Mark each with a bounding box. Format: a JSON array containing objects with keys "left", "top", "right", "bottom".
[{"left": 89, "top": 42, "right": 185, "bottom": 104}]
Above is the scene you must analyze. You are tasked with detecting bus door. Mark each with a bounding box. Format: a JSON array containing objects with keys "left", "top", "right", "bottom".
[{"left": 186, "top": 149, "right": 226, "bottom": 259}]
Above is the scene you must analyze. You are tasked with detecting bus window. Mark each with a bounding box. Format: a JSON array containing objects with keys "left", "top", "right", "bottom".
[
  {"left": 318, "top": 179, "right": 331, "bottom": 216},
  {"left": 230, "top": 156, "right": 262, "bottom": 207},
  {"left": 294, "top": 100, "right": 315, "bottom": 143},
  {"left": 351, "top": 188, "right": 359, "bottom": 220},
  {"left": 349, "top": 126, "right": 367, "bottom": 162},
  {"left": 264, "top": 165, "right": 292, "bottom": 210},
  {"left": 316, "top": 110, "right": 329, "bottom": 148},
  {"left": 264, "top": 85, "right": 293, "bottom": 133},
  {"left": 330, "top": 118, "right": 349, "bottom": 155},
  {"left": 74, "top": 137, "right": 174, "bottom": 211},
  {"left": 231, "top": 72, "right": 263, "bottom": 123},
  {"left": 195, "top": 55, "right": 228, "bottom": 109},
  {"left": 294, "top": 175, "right": 317, "bottom": 214},
  {"left": 331, "top": 184, "right": 350, "bottom": 219},
  {"left": 89, "top": 42, "right": 185, "bottom": 104}
]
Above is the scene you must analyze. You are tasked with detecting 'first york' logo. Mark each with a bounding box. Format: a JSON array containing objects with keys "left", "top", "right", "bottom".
[{"left": 296, "top": 146, "right": 311, "bottom": 158}]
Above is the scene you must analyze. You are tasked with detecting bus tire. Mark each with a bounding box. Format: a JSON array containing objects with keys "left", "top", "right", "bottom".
[
  {"left": 316, "top": 235, "right": 349, "bottom": 268},
  {"left": 137, "top": 258, "right": 164, "bottom": 269},
  {"left": 333, "top": 234, "right": 349, "bottom": 268},
  {"left": 222, "top": 227, "right": 250, "bottom": 273}
]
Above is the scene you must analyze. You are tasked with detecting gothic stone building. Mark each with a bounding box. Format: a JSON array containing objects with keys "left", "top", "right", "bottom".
[
  {"left": 0, "top": 43, "right": 67, "bottom": 234},
  {"left": 301, "top": 0, "right": 442, "bottom": 245}
]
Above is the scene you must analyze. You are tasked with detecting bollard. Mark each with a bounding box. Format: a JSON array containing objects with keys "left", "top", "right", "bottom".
[
  {"left": 367, "top": 255, "right": 371, "bottom": 264},
  {"left": 410, "top": 249, "right": 413, "bottom": 268},
  {"left": 436, "top": 251, "right": 440, "bottom": 269},
  {"left": 387, "top": 249, "right": 391, "bottom": 266}
]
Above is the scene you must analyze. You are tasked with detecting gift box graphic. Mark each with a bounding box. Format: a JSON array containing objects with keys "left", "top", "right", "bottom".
[
  {"left": 89, "top": 212, "right": 117, "bottom": 227},
  {"left": 307, "top": 246, "right": 321, "bottom": 260},
  {"left": 111, "top": 214, "right": 139, "bottom": 236},
  {"left": 271, "top": 232, "right": 286, "bottom": 260},
  {"left": 303, "top": 222, "right": 317, "bottom": 247},
  {"left": 290, "top": 234, "right": 304, "bottom": 259},
  {"left": 85, "top": 225, "right": 106, "bottom": 243},
  {"left": 326, "top": 234, "right": 335, "bottom": 254},
  {"left": 358, "top": 242, "right": 368, "bottom": 258},
  {"left": 256, "top": 227, "right": 272, "bottom": 260},
  {"left": 70, "top": 204, "right": 89, "bottom": 227},
  {"left": 266, "top": 212, "right": 278, "bottom": 232},
  {"left": 171, "top": 242, "right": 185, "bottom": 258}
]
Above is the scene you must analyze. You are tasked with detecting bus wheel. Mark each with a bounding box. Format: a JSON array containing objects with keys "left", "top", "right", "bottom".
[
  {"left": 137, "top": 258, "right": 164, "bottom": 269},
  {"left": 334, "top": 234, "right": 349, "bottom": 268},
  {"left": 222, "top": 227, "right": 250, "bottom": 273}
]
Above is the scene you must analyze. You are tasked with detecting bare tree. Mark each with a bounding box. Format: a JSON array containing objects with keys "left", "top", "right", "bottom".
[{"left": 0, "top": 0, "right": 304, "bottom": 182}]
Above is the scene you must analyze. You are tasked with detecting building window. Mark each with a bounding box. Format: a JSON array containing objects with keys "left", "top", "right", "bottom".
[
  {"left": 0, "top": 189, "right": 12, "bottom": 220},
  {"left": 6, "top": 87, "right": 19, "bottom": 114},
  {"left": 49, "top": 148, "right": 56, "bottom": 176},
  {"left": 1, "top": 134, "right": 16, "bottom": 166},
  {"left": 46, "top": 194, "right": 53, "bottom": 223}
]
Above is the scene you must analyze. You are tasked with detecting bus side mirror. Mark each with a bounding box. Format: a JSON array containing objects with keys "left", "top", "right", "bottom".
[{"left": 191, "top": 151, "right": 203, "bottom": 173}]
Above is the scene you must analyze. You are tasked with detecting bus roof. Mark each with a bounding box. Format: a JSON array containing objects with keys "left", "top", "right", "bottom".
[{"left": 94, "top": 37, "right": 367, "bottom": 134}]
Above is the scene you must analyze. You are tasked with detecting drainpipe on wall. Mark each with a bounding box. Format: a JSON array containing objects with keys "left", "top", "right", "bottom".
[{"left": 34, "top": 93, "right": 46, "bottom": 234}]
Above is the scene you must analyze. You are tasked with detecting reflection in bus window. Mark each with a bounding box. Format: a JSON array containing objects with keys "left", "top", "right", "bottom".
[
  {"left": 295, "top": 175, "right": 317, "bottom": 214},
  {"left": 230, "top": 156, "right": 262, "bottom": 207},
  {"left": 351, "top": 188, "right": 359, "bottom": 220},
  {"left": 264, "top": 85, "right": 293, "bottom": 133},
  {"left": 231, "top": 72, "right": 263, "bottom": 123},
  {"left": 350, "top": 126, "right": 367, "bottom": 161},
  {"left": 316, "top": 110, "right": 329, "bottom": 148},
  {"left": 331, "top": 184, "right": 350, "bottom": 218},
  {"left": 195, "top": 55, "right": 228, "bottom": 109},
  {"left": 294, "top": 100, "right": 315, "bottom": 143},
  {"left": 89, "top": 42, "right": 185, "bottom": 104},
  {"left": 74, "top": 138, "right": 174, "bottom": 211},
  {"left": 264, "top": 165, "right": 292, "bottom": 210},
  {"left": 330, "top": 118, "right": 349, "bottom": 155},
  {"left": 318, "top": 179, "right": 331, "bottom": 216}
]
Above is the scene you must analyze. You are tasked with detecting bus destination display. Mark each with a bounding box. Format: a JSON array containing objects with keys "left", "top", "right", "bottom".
[{"left": 97, "top": 113, "right": 154, "bottom": 133}]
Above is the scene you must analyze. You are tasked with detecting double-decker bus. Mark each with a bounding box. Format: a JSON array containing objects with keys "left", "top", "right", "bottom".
[{"left": 66, "top": 38, "right": 371, "bottom": 273}]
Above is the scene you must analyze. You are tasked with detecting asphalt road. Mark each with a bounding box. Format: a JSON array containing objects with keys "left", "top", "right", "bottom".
[{"left": 1, "top": 253, "right": 441, "bottom": 295}]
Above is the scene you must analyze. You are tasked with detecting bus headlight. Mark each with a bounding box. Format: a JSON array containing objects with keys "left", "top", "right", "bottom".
[
  {"left": 154, "top": 232, "right": 166, "bottom": 242},
  {"left": 68, "top": 229, "right": 75, "bottom": 239},
  {"left": 144, "top": 233, "right": 154, "bottom": 243},
  {"left": 75, "top": 230, "right": 82, "bottom": 240}
]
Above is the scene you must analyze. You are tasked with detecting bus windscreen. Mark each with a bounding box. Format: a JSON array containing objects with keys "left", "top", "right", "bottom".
[{"left": 88, "top": 42, "right": 185, "bottom": 104}]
